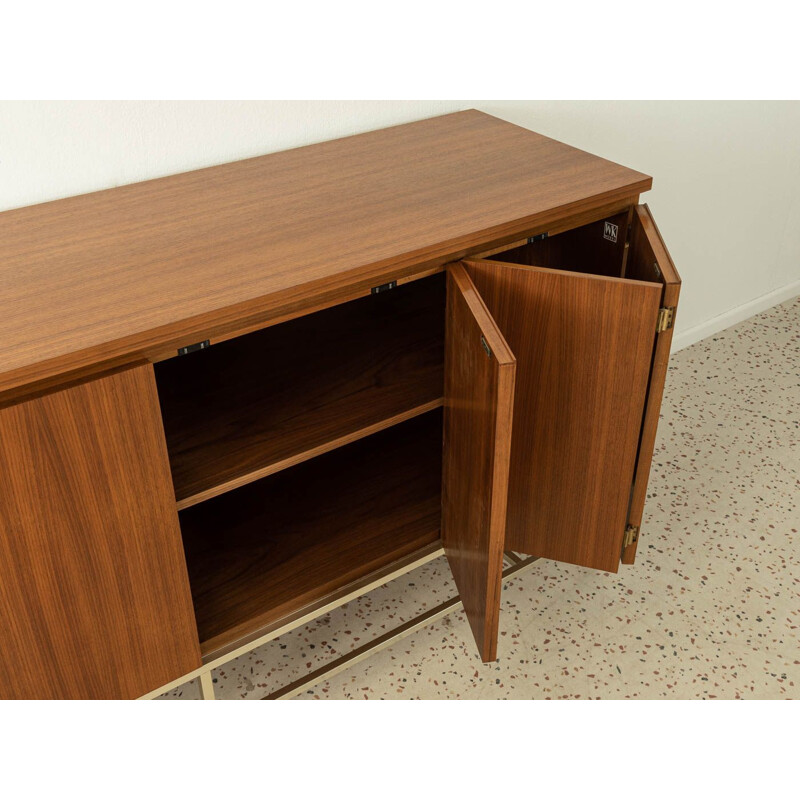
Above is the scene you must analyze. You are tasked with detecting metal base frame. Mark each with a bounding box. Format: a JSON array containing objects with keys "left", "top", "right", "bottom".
[{"left": 141, "top": 549, "right": 539, "bottom": 701}]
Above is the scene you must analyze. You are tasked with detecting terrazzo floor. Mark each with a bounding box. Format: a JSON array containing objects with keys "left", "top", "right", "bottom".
[{"left": 161, "top": 296, "right": 800, "bottom": 700}]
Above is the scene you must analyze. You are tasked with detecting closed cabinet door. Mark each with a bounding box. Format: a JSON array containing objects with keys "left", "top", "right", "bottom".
[
  {"left": 461, "top": 203, "right": 680, "bottom": 574},
  {"left": 0, "top": 364, "right": 202, "bottom": 699}
]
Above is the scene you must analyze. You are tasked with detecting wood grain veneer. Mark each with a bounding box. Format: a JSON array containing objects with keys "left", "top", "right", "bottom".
[
  {"left": 156, "top": 274, "right": 445, "bottom": 508},
  {"left": 622, "top": 204, "right": 682, "bottom": 563},
  {"left": 442, "top": 264, "right": 516, "bottom": 662},
  {"left": 0, "top": 110, "right": 651, "bottom": 400},
  {"left": 0, "top": 364, "right": 201, "bottom": 700},
  {"left": 465, "top": 258, "right": 661, "bottom": 573},
  {"left": 179, "top": 411, "right": 443, "bottom": 658}
]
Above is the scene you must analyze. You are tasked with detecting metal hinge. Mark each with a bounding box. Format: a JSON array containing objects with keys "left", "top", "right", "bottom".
[
  {"left": 371, "top": 280, "right": 397, "bottom": 295},
  {"left": 656, "top": 307, "right": 675, "bottom": 333},
  {"left": 177, "top": 340, "right": 210, "bottom": 356},
  {"left": 527, "top": 232, "right": 548, "bottom": 244},
  {"left": 623, "top": 525, "right": 639, "bottom": 548}
]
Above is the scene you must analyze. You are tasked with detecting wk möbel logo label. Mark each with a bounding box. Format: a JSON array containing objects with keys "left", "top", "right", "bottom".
[{"left": 603, "top": 221, "right": 619, "bottom": 243}]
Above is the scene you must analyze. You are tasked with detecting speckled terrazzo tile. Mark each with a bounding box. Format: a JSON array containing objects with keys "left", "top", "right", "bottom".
[{"left": 159, "top": 296, "right": 800, "bottom": 700}]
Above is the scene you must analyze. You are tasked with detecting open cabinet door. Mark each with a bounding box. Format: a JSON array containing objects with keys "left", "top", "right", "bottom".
[
  {"left": 443, "top": 263, "right": 516, "bottom": 663},
  {"left": 621, "top": 204, "right": 682, "bottom": 563},
  {"left": 464, "top": 256, "right": 661, "bottom": 574}
]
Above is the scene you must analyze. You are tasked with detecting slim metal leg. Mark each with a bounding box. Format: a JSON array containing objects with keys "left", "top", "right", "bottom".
[{"left": 199, "top": 670, "right": 216, "bottom": 700}]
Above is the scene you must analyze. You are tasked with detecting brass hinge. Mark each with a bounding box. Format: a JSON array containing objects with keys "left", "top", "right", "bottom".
[
  {"left": 656, "top": 306, "right": 675, "bottom": 333},
  {"left": 623, "top": 524, "right": 639, "bottom": 548}
]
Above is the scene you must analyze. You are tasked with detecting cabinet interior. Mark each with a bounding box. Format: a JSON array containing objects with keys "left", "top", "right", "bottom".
[
  {"left": 154, "top": 274, "right": 446, "bottom": 658},
  {"left": 156, "top": 273, "right": 445, "bottom": 509},
  {"left": 180, "top": 412, "right": 443, "bottom": 657},
  {"left": 489, "top": 210, "right": 664, "bottom": 286}
]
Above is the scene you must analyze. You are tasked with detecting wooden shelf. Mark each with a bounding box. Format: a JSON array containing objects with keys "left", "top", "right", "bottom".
[
  {"left": 156, "top": 275, "right": 445, "bottom": 509},
  {"left": 179, "top": 411, "right": 443, "bottom": 659}
]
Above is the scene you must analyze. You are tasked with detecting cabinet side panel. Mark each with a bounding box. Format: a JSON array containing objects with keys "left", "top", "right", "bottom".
[
  {"left": 0, "top": 365, "right": 201, "bottom": 699},
  {"left": 466, "top": 260, "right": 661, "bottom": 573}
]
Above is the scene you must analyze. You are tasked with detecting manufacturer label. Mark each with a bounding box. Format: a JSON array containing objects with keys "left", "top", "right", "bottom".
[{"left": 603, "top": 221, "right": 619, "bottom": 243}]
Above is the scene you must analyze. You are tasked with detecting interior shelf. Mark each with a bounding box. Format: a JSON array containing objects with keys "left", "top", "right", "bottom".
[
  {"left": 179, "top": 410, "right": 444, "bottom": 659},
  {"left": 155, "top": 274, "right": 445, "bottom": 509}
]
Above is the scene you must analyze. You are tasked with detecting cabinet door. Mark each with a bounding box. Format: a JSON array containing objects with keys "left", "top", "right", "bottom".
[
  {"left": 442, "top": 263, "right": 516, "bottom": 662},
  {"left": 464, "top": 256, "right": 661, "bottom": 573},
  {"left": 0, "top": 365, "right": 201, "bottom": 699},
  {"left": 621, "top": 204, "right": 682, "bottom": 563}
]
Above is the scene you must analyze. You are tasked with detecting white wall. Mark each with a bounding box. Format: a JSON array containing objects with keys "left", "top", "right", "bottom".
[{"left": 2, "top": 101, "right": 798, "bottom": 349}]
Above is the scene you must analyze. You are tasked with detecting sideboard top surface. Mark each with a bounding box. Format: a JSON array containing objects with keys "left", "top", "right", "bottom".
[{"left": 0, "top": 109, "right": 651, "bottom": 395}]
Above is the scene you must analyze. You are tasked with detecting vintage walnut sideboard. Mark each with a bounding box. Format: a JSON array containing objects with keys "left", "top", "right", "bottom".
[{"left": 0, "top": 110, "right": 680, "bottom": 700}]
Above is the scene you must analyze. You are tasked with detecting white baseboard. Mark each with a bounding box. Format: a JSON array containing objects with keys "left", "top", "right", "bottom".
[{"left": 671, "top": 278, "right": 800, "bottom": 352}]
